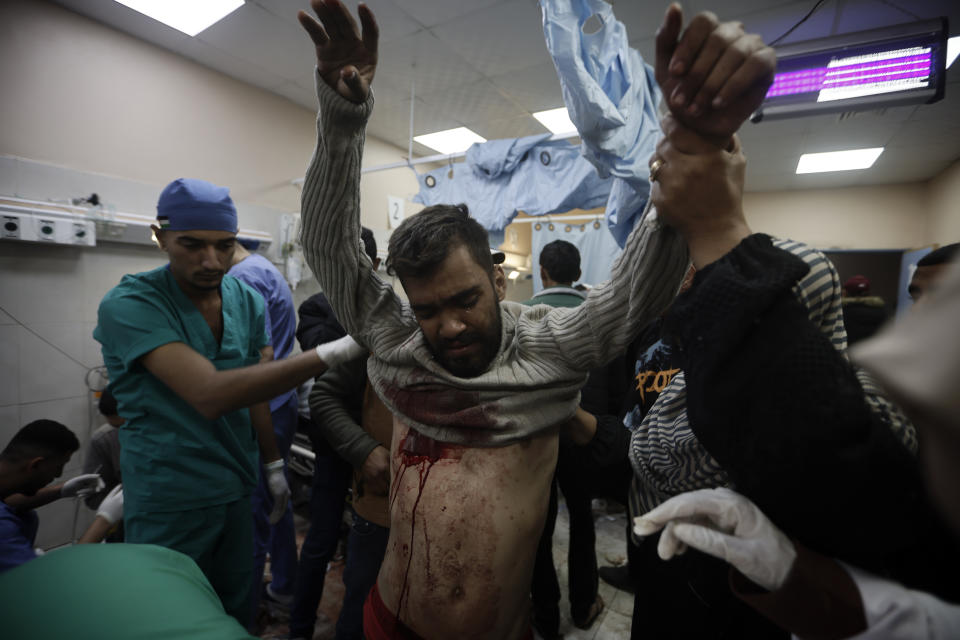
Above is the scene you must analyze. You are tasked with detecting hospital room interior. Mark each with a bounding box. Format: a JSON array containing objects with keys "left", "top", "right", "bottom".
[{"left": 2, "top": 0, "right": 960, "bottom": 638}]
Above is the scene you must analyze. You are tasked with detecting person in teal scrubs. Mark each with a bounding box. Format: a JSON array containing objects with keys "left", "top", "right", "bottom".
[{"left": 93, "top": 178, "right": 363, "bottom": 625}]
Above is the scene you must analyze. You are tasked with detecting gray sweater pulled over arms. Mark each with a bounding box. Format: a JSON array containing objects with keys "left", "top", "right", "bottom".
[{"left": 300, "top": 73, "right": 689, "bottom": 447}]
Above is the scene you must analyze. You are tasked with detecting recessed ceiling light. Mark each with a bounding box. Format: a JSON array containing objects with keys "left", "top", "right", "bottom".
[
  {"left": 947, "top": 35, "right": 960, "bottom": 69},
  {"left": 796, "top": 148, "right": 884, "bottom": 174},
  {"left": 508, "top": 270, "right": 520, "bottom": 280},
  {"left": 532, "top": 107, "right": 577, "bottom": 136},
  {"left": 114, "top": 0, "right": 244, "bottom": 37},
  {"left": 414, "top": 127, "right": 486, "bottom": 155}
]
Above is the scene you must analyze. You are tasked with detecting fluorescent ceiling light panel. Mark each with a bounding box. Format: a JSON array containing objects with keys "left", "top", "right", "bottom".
[
  {"left": 508, "top": 270, "right": 520, "bottom": 280},
  {"left": 533, "top": 107, "right": 577, "bottom": 135},
  {"left": 796, "top": 148, "right": 884, "bottom": 174},
  {"left": 948, "top": 36, "right": 960, "bottom": 69},
  {"left": 114, "top": 0, "right": 244, "bottom": 37},
  {"left": 414, "top": 127, "right": 486, "bottom": 154}
]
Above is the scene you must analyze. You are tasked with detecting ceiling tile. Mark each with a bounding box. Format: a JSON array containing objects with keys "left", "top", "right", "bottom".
[
  {"left": 374, "top": 29, "right": 484, "bottom": 96},
  {"left": 488, "top": 61, "right": 565, "bottom": 112},
  {"left": 470, "top": 115, "right": 552, "bottom": 141},
  {"left": 196, "top": 3, "right": 314, "bottom": 83},
  {"left": 414, "top": 79, "right": 528, "bottom": 132},
  {"left": 176, "top": 37, "right": 286, "bottom": 91},
  {"left": 390, "top": 0, "right": 505, "bottom": 29},
  {"left": 254, "top": 0, "right": 423, "bottom": 43},
  {"left": 431, "top": 0, "right": 550, "bottom": 77},
  {"left": 52, "top": 0, "right": 191, "bottom": 50}
]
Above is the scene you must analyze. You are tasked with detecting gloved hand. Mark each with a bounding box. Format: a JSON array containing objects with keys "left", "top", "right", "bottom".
[
  {"left": 96, "top": 484, "right": 124, "bottom": 525},
  {"left": 60, "top": 473, "right": 105, "bottom": 498},
  {"left": 315, "top": 335, "right": 366, "bottom": 368},
  {"left": 265, "top": 459, "right": 291, "bottom": 525},
  {"left": 633, "top": 487, "right": 797, "bottom": 591}
]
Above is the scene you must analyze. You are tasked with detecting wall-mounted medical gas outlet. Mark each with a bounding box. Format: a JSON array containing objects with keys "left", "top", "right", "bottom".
[
  {"left": 0, "top": 210, "right": 96, "bottom": 246},
  {"left": 2, "top": 215, "right": 20, "bottom": 239},
  {"left": 1, "top": 195, "right": 265, "bottom": 250},
  {"left": 37, "top": 218, "right": 57, "bottom": 241}
]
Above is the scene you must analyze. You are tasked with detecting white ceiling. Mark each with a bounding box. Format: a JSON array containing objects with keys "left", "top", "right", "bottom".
[{"left": 51, "top": 0, "right": 960, "bottom": 191}]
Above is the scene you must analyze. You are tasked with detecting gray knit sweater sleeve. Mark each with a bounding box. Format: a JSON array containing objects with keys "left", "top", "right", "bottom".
[
  {"left": 300, "top": 70, "right": 689, "bottom": 445},
  {"left": 300, "top": 72, "right": 415, "bottom": 356}
]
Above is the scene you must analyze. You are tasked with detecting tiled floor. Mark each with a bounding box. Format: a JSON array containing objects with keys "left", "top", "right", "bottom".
[
  {"left": 543, "top": 500, "right": 634, "bottom": 640},
  {"left": 258, "top": 499, "right": 635, "bottom": 640}
]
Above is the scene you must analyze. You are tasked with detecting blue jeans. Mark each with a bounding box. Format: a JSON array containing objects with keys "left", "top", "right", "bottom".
[
  {"left": 250, "top": 394, "right": 299, "bottom": 620},
  {"left": 336, "top": 510, "right": 390, "bottom": 640},
  {"left": 288, "top": 434, "right": 352, "bottom": 639}
]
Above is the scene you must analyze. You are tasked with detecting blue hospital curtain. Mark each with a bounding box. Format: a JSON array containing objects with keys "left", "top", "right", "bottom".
[{"left": 531, "top": 220, "right": 622, "bottom": 293}]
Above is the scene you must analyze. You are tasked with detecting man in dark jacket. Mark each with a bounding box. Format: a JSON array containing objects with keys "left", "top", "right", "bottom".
[{"left": 288, "top": 227, "right": 378, "bottom": 640}]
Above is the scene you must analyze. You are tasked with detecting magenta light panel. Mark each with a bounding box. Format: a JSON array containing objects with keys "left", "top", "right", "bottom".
[{"left": 766, "top": 46, "right": 933, "bottom": 102}]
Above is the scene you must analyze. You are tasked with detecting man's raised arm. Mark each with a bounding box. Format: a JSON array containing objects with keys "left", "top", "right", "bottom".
[
  {"left": 297, "top": 1, "right": 406, "bottom": 350},
  {"left": 528, "top": 7, "right": 775, "bottom": 371}
]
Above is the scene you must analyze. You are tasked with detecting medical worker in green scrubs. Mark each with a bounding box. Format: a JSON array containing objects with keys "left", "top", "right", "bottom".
[{"left": 94, "top": 178, "right": 363, "bottom": 625}]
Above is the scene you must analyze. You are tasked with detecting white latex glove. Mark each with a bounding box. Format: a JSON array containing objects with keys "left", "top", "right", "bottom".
[
  {"left": 633, "top": 487, "right": 797, "bottom": 591},
  {"left": 265, "top": 459, "right": 291, "bottom": 525},
  {"left": 96, "top": 484, "right": 124, "bottom": 525},
  {"left": 315, "top": 335, "right": 366, "bottom": 368},
  {"left": 60, "top": 473, "right": 105, "bottom": 498}
]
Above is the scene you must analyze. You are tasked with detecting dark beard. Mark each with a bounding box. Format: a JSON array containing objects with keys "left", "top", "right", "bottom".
[{"left": 433, "top": 308, "right": 502, "bottom": 378}]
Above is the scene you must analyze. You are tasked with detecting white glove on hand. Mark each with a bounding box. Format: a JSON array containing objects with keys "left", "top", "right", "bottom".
[
  {"left": 633, "top": 487, "right": 797, "bottom": 591},
  {"left": 315, "top": 335, "right": 366, "bottom": 368},
  {"left": 96, "top": 484, "right": 124, "bottom": 525},
  {"left": 265, "top": 459, "right": 291, "bottom": 525},
  {"left": 61, "top": 473, "right": 105, "bottom": 498}
]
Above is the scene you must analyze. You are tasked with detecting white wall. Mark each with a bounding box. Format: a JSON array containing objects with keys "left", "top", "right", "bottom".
[
  {"left": 927, "top": 159, "right": 960, "bottom": 245},
  {"left": 0, "top": 0, "right": 416, "bottom": 547},
  {"left": 743, "top": 182, "right": 929, "bottom": 250}
]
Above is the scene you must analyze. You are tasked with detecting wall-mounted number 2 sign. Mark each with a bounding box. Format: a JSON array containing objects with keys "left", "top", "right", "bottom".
[{"left": 388, "top": 196, "right": 405, "bottom": 229}]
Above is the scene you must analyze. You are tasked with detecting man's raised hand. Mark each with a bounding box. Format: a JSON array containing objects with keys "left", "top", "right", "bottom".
[
  {"left": 655, "top": 4, "right": 776, "bottom": 147},
  {"left": 298, "top": 0, "right": 379, "bottom": 103}
]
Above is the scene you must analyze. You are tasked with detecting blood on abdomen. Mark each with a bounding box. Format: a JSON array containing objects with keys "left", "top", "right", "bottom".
[{"left": 390, "top": 429, "right": 464, "bottom": 628}]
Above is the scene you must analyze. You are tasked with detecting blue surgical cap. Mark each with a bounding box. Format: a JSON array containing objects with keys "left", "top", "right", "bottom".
[{"left": 156, "top": 178, "right": 238, "bottom": 232}]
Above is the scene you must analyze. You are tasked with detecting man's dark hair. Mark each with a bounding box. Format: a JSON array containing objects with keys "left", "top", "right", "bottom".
[
  {"left": 540, "top": 239, "right": 580, "bottom": 284},
  {"left": 0, "top": 420, "right": 79, "bottom": 462},
  {"left": 917, "top": 242, "right": 959, "bottom": 268},
  {"left": 386, "top": 204, "right": 493, "bottom": 280},
  {"left": 360, "top": 226, "right": 377, "bottom": 265},
  {"left": 98, "top": 388, "right": 119, "bottom": 417}
]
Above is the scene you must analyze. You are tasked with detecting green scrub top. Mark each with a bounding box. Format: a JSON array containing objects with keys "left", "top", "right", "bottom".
[
  {"left": 0, "top": 544, "right": 255, "bottom": 639},
  {"left": 93, "top": 265, "right": 269, "bottom": 514}
]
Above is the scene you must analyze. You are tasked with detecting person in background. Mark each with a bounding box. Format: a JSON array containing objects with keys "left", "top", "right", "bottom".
[
  {"left": 93, "top": 177, "right": 364, "bottom": 624},
  {"left": 636, "top": 255, "right": 960, "bottom": 639},
  {"left": 306, "top": 320, "right": 394, "bottom": 640},
  {"left": 83, "top": 387, "right": 123, "bottom": 512},
  {"left": 909, "top": 242, "right": 959, "bottom": 304},
  {"left": 525, "top": 239, "right": 607, "bottom": 638},
  {"left": 288, "top": 226, "right": 379, "bottom": 640},
  {"left": 1, "top": 420, "right": 103, "bottom": 572},
  {"left": 229, "top": 237, "right": 300, "bottom": 621},
  {"left": 524, "top": 239, "right": 585, "bottom": 308},
  {"left": 841, "top": 275, "right": 888, "bottom": 345}
]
